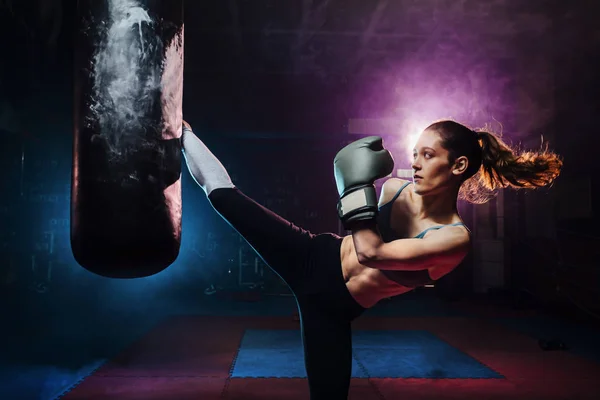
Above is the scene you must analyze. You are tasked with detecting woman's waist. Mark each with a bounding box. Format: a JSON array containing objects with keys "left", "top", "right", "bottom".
[{"left": 345, "top": 270, "right": 414, "bottom": 308}]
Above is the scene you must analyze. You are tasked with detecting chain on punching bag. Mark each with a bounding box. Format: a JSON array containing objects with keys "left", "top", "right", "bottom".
[{"left": 72, "top": 0, "right": 184, "bottom": 278}]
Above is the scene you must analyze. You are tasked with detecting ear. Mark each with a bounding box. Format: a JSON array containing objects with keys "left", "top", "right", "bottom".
[{"left": 452, "top": 156, "right": 469, "bottom": 176}]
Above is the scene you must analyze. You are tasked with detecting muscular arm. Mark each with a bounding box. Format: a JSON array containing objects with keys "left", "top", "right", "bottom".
[{"left": 351, "top": 221, "right": 470, "bottom": 271}]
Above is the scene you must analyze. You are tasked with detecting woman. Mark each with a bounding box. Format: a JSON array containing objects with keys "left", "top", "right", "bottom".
[{"left": 180, "top": 119, "right": 562, "bottom": 399}]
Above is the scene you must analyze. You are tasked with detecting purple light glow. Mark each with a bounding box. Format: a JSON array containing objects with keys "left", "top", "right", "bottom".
[{"left": 347, "top": 28, "right": 519, "bottom": 167}]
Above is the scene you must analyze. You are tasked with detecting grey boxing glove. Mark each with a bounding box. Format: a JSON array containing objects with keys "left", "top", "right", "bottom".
[{"left": 334, "top": 136, "right": 394, "bottom": 230}]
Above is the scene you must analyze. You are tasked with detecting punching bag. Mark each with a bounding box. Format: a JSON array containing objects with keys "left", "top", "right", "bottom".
[{"left": 72, "top": 0, "right": 184, "bottom": 278}]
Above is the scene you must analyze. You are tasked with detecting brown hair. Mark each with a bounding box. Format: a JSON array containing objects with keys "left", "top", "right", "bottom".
[{"left": 425, "top": 120, "right": 563, "bottom": 204}]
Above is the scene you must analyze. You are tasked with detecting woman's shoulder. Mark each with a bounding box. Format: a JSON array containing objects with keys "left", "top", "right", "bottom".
[
  {"left": 382, "top": 176, "right": 410, "bottom": 186},
  {"left": 381, "top": 177, "right": 411, "bottom": 194},
  {"left": 379, "top": 177, "right": 411, "bottom": 205}
]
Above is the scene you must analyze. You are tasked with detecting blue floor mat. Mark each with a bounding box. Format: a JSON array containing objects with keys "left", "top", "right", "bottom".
[
  {"left": 232, "top": 329, "right": 503, "bottom": 379},
  {"left": 0, "top": 361, "right": 105, "bottom": 400},
  {"left": 0, "top": 319, "right": 160, "bottom": 400}
]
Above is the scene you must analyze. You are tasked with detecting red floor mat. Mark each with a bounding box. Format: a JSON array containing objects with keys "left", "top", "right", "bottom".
[{"left": 61, "top": 316, "right": 600, "bottom": 399}]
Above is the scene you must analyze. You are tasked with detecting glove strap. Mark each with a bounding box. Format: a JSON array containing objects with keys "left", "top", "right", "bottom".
[{"left": 337, "top": 185, "right": 377, "bottom": 220}]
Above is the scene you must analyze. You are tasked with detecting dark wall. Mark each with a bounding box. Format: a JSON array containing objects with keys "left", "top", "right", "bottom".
[{"left": 1, "top": 0, "right": 600, "bottom": 324}]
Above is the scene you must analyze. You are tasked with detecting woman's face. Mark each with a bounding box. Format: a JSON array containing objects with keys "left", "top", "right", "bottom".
[{"left": 411, "top": 129, "right": 456, "bottom": 196}]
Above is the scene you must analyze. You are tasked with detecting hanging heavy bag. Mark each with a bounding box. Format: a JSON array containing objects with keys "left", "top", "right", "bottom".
[{"left": 71, "top": 0, "right": 185, "bottom": 278}]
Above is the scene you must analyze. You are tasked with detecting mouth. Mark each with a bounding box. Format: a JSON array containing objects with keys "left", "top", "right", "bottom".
[{"left": 413, "top": 175, "right": 423, "bottom": 180}]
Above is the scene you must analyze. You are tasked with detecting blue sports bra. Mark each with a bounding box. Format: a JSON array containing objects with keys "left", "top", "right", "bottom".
[{"left": 375, "top": 181, "right": 468, "bottom": 288}]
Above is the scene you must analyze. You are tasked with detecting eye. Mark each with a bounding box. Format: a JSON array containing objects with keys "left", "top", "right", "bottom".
[{"left": 424, "top": 152, "right": 433, "bottom": 159}]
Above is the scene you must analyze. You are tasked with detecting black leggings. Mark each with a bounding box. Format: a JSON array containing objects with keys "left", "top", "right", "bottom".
[{"left": 208, "top": 188, "right": 365, "bottom": 400}]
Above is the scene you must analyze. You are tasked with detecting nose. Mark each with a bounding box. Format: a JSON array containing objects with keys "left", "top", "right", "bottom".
[{"left": 411, "top": 159, "right": 421, "bottom": 171}]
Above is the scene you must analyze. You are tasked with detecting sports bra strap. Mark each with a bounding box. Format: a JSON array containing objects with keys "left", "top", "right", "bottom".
[
  {"left": 389, "top": 181, "right": 411, "bottom": 204},
  {"left": 414, "top": 222, "right": 467, "bottom": 238}
]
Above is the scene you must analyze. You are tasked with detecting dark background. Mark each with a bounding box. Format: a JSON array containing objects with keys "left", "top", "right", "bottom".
[{"left": 1, "top": 0, "right": 600, "bottom": 398}]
